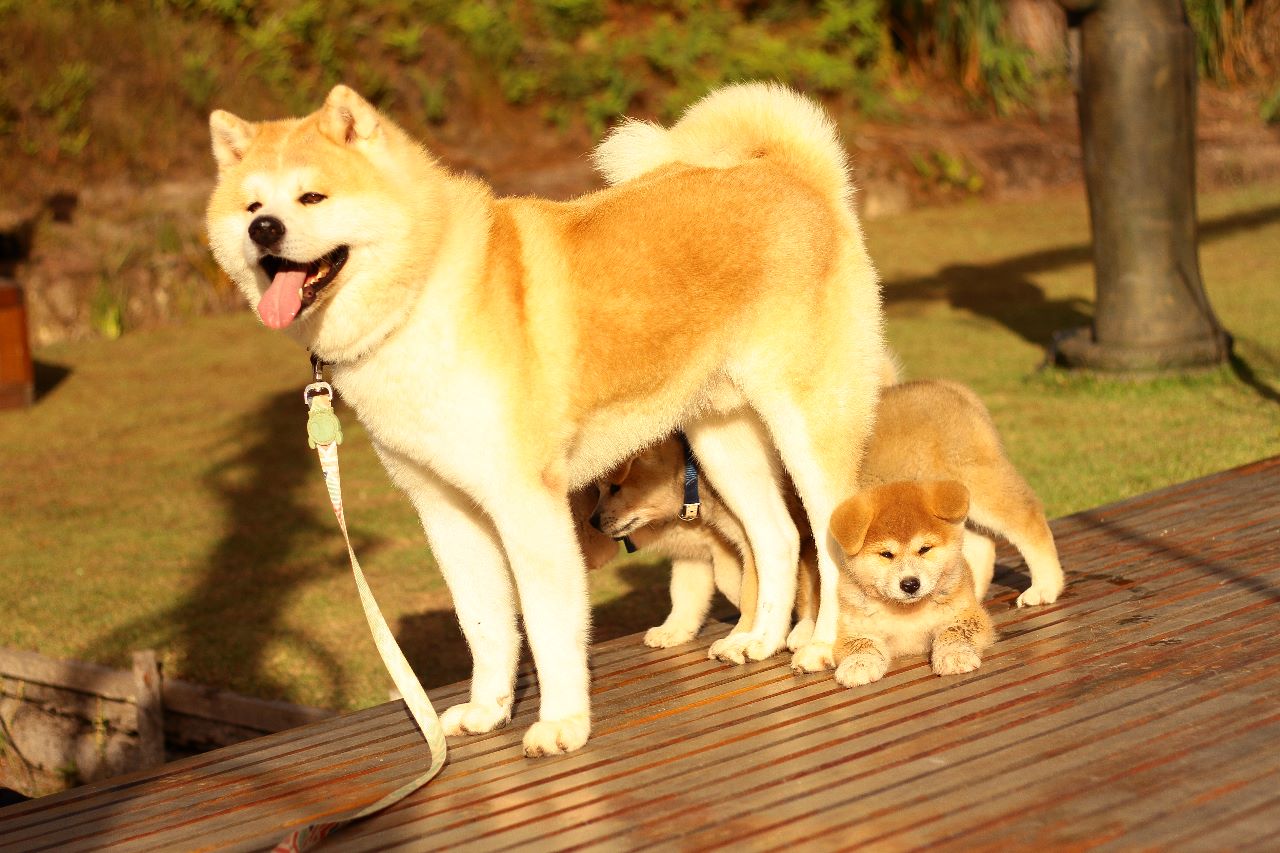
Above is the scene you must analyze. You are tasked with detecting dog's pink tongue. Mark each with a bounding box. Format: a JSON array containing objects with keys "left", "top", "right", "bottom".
[{"left": 258, "top": 268, "right": 307, "bottom": 330}]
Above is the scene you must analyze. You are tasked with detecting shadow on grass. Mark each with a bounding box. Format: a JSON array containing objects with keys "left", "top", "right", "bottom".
[
  {"left": 78, "top": 390, "right": 353, "bottom": 708},
  {"left": 33, "top": 360, "right": 71, "bottom": 401},
  {"left": 395, "top": 559, "right": 697, "bottom": 692},
  {"left": 1228, "top": 349, "right": 1280, "bottom": 406},
  {"left": 883, "top": 203, "right": 1280, "bottom": 350}
]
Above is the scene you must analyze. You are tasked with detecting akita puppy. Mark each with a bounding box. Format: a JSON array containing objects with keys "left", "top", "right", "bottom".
[
  {"left": 589, "top": 412, "right": 819, "bottom": 656},
  {"left": 829, "top": 480, "right": 995, "bottom": 686},
  {"left": 591, "top": 379, "right": 1063, "bottom": 653},
  {"left": 206, "top": 82, "right": 884, "bottom": 755}
]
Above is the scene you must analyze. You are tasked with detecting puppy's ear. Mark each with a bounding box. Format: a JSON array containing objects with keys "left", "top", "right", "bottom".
[
  {"left": 925, "top": 480, "right": 969, "bottom": 524},
  {"left": 320, "top": 85, "right": 382, "bottom": 146},
  {"left": 607, "top": 457, "right": 634, "bottom": 486},
  {"left": 830, "top": 493, "right": 873, "bottom": 557},
  {"left": 210, "top": 110, "right": 258, "bottom": 168}
]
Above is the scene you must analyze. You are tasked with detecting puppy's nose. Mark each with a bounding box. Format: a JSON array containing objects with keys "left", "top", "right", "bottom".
[
  {"left": 899, "top": 576, "right": 921, "bottom": 595},
  {"left": 248, "top": 215, "right": 286, "bottom": 248},
  {"left": 589, "top": 511, "right": 603, "bottom": 532}
]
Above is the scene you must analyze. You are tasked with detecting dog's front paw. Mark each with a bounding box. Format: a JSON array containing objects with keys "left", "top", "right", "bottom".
[
  {"left": 644, "top": 623, "right": 699, "bottom": 649},
  {"left": 786, "top": 618, "right": 815, "bottom": 652},
  {"left": 709, "top": 631, "right": 783, "bottom": 664},
  {"left": 708, "top": 634, "right": 749, "bottom": 664},
  {"left": 1016, "top": 581, "right": 1064, "bottom": 608},
  {"left": 932, "top": 644, "right": 982, "bottom": 676},
  {"left": 441, "top": 700, "right": 512, "bottom": 736},
  {"left": 790, "top": 641, "right": 834, "bottom": 673},
  {"left": 834, "top": 652, "right": 887, "bottom": 687},
  {"left": 523, "top": 714, "right": 590, "bottom": 757}
]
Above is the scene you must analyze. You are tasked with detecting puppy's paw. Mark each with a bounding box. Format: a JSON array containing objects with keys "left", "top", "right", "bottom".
[
  {"left": 523, "top": 714, "right": 590, "bottom": 757},
  {"left": 1017, "top": 581, "right": 1064, "bottom": 608},
  {"left": 834, "top": 653, "right": 887, "bottom": 687},
  {"left": 790, "top": 641, "right": 835, "bottom": 673},
  {"left": 786, "top": 618, "right": 815, "bottom": 652},
  {"left": 441, "top": 700, "right": 511, "bottom": 736},
  {"left": 644, "top": 623, "right": 699, "bottom": 648},
  {"left": 932, "top": 644, "right": 982, "bottom": 676}
]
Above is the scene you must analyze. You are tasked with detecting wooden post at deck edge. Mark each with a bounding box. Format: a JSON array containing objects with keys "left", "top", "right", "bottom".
[{"left": 131, "top": 650, "right": 164, "bottom": 768}]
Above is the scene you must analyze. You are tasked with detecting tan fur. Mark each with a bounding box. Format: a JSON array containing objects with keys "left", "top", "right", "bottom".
[
  {"left": 206, "top": 83, "right": 884, "bottom": 755},
  {"left": 589, "top": 434, "right": 816, "bottom": 660},
  {"left": 859, "top": 380, "right": 1064, "bottom": 607},
  {"left": 829, "top": 481, "right": 995, "bottom": 686},
  {"left": 586, "top": 378, "right": 1063, "bottom": 653}
]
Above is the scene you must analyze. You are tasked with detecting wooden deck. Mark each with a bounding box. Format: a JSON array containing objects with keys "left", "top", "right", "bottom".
[{"left": 4, "top": 456, "right": 1279, "bottom": 851}]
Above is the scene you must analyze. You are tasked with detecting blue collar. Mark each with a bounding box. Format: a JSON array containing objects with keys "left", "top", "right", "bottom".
[{"left": 677, "top": 432, "right": 701, "bottom": 521}]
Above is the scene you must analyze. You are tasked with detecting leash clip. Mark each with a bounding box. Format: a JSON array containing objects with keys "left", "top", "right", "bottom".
[
  {"left": 679, "top": 502, "right": 701, "bottom": 522},
  {"left": 304, "top": 381, "right": 334, "bottom": 408}
]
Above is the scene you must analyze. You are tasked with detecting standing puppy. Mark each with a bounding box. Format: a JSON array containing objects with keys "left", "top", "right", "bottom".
[
  {"left": 206, "top": 82, "right": 883, "bottom": 755},
  {"left": 829, "top": 481, "right": 994, "bottom": 687}
]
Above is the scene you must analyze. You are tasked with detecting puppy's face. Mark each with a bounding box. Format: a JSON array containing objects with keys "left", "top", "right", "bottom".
[
  {"left": 830, "top": 481, "right": 969, "bottom": 603},
  {"left": 592, "top": 439, "right": 685, "bottom": 539}
]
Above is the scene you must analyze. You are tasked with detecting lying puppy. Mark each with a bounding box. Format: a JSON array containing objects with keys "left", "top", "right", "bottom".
[
  {"left": 829, "top": 480, "right": 994, "bottom": 685},
  {"left": 590, "top": 379, "right": 1062, "bottom": 657}
]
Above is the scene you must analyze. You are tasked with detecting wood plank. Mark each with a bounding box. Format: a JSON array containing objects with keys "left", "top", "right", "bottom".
[
  {"left": 407, "top": 599, "right": 1280, "bottom": 850},
  {"left": 345, "top": 525, "right": 1274, "bottom": 829},
  {"left": 161, "top": 678, "right": 335, "bottom": 732},
  {"left": 0, "top": 646, "right": 336, "bottom": 736},
  {"left": 131, "top": 651, "right": 164, "bottom": 769},
  {"left": 0, "top": 648, "right": 135, "bottom": 702}
]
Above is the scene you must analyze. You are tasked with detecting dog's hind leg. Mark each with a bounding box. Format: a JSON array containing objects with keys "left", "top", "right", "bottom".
[
  {"left": 746, "top": 385, "right": 877, "bottom": 673},
  {"left": 686, "top": 410, "right": 798, "bottom": 664},
  {"left": 965, "top": 463, "right": 1065, "bottom": 607},
  {"left": 962, "top": 529, "right": 997, "bottom": 600},
  {"left": 487, "top": 483, "right": 592, "bottom": 756},
  {"left": 398, "top": 465, "right": 521, "bottom": 738}
]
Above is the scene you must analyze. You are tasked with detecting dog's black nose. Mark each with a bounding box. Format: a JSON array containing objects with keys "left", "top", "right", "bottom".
[
  {"left": 248, "top": 215, "right": 286, "bottom": 248},
  {"left": 589, "top": 511, "right": 603, "bottom": 532},
  {"left": 899, "top": 576, "right": 921, "bottom": 595}
]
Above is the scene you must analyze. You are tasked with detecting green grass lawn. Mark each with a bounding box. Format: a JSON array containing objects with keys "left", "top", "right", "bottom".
[{"left": 2, "top": 183, "right": 1278, "bottom": 712}]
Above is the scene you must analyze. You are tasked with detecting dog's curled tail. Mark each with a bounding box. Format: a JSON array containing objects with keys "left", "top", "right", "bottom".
[{"left": 592, "top": 82, "right": 853, "bottom": 207}]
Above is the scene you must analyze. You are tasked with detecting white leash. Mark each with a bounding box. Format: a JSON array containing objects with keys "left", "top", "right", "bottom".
[{"left": 273, "top": 379, "right": 447, "bottom": 852}]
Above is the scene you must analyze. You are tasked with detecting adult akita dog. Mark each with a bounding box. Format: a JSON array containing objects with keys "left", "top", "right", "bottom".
[{"left": 206, "top": 82, "right": 885, "bottom": 755}]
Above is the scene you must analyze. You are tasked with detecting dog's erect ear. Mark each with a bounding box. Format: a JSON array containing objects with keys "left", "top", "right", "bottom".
[
  {"left": 210, "top": 110, "right": 258, "bottom": 169},
  {"left": 830, "top": 493, "right": 874, "bottom": 557},
  {"left": 606, "top": 457, "right": 634, "bottom": 487},
  {"left": 925, "top": 480, "right": 970, "bottom": 525},
  {"left": 319, "top": 85, "right": 382, "bottom": 146}
]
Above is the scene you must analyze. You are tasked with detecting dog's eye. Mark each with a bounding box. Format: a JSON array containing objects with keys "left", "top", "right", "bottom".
[
  {"left": 246, "top": 201, "right": 262, "bottom": 213},
  {"left": 879, "top": 550, "right": 894, "bottom": 560},
  {"left": 918, "top": 545, "right": 932, "bottom": 555},
  {"left": 608, "top": 483, "right": 621, "bottom": 496},
  {"left": 298, "top": 192, "right": 327, "bottom": 205}
]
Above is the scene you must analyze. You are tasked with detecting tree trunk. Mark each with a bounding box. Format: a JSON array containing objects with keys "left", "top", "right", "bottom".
[{"left": 1054, "top": 0, "right": 1231, "bottom": 372}]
